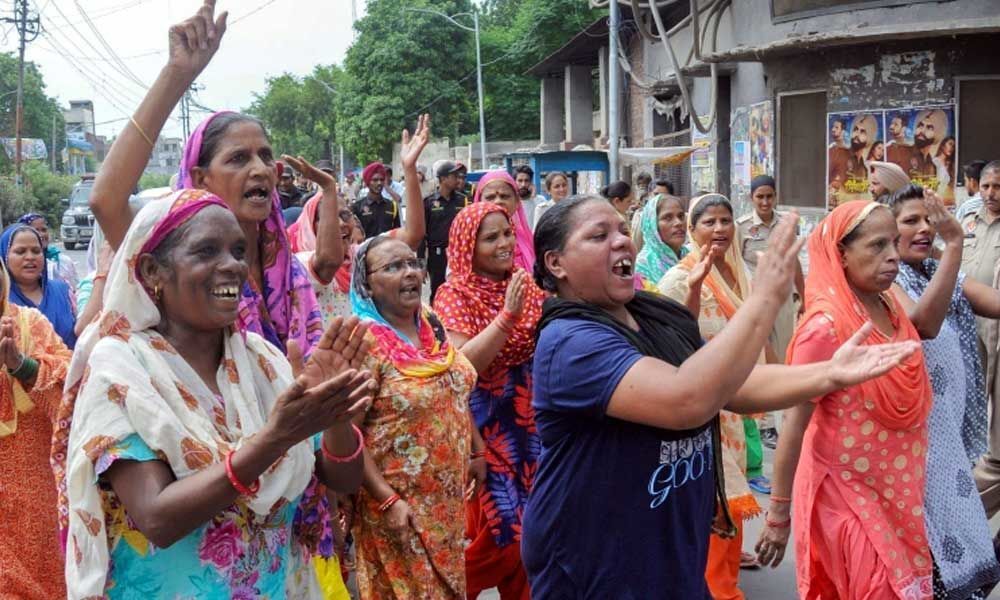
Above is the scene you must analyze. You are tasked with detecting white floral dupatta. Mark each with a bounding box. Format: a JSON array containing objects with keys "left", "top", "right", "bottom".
[{"left": 62, "top": 190, "right": 316, "bottom": 598}]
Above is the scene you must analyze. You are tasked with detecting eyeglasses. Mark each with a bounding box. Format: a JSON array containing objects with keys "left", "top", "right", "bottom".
[{"left": 370, "top": 257, "right": 426, "bottom": 274}]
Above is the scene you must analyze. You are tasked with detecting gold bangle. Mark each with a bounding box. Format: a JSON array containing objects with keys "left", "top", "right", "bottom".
[{"left": 130, "top": 115, "right": 155, "bottom": 148}]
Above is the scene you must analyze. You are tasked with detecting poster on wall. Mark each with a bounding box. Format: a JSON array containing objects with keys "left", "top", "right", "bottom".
[
  {"left": 884, "top": 105, "right": 957, "bottom": 205},
  {"left": 749, "top": 101, "right": 774, "bottom": 179},
  {"left": 826, "top": 110, "right": 885, "bottom": 209},
  {"left": 730, "top": 107, "right": 751, "bottom": 215},
  {"left": 690, "top": 116, "right": 716, "bottom": 194}
]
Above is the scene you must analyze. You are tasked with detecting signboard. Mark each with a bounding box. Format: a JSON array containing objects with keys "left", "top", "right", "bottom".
[{"left": 1, "top": 137, "right": 48, "bottom": 161}]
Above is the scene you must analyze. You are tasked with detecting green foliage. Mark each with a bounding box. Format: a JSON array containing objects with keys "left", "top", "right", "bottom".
[
  {"left": 335, "top": 0, "right": 477, "bottom": 163},
  {"left": 0, "top": 53, "right": 67, "bottom": 173},
  {"left": 139, "top": 172, "right": 172, "bottom": 190},
  {"left": 0, "top": 161, "right": 76, "bottom": 229},
  {"left": 247, "top": 64, "right": 345, "bottom": 161}
]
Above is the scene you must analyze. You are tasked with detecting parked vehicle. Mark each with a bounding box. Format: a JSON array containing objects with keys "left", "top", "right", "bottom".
[{"left": 60, "top": 175, "right": 96, "bottom": 250}]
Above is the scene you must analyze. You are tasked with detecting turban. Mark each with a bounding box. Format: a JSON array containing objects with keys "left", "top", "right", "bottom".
[
  {"left": 362, "top": 162, "right": 386, "bottom": 187},
  {"left": 869, "top": 161, "right": 910, "bottom": 194}
]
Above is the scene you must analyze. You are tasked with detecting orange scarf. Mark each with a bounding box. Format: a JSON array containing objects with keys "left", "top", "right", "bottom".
[{"left": 792, "top": 201, "right": 931, "bottom": 430}]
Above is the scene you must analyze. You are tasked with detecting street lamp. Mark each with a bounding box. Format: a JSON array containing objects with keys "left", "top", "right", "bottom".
[{"left": 405, "top": 7, "right": 487, "bottom": 170}]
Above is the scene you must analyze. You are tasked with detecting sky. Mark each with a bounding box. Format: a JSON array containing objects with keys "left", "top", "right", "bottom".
[{"left": 0, "top": 0, "right": 361, "bottom": 139}]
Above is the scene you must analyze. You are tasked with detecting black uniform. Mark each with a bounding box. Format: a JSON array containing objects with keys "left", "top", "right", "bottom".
[
  {"left": 351, "top": 193, "right": 401, "bottom": 238},
  {"left": 424, "top": 189, "right": 470, "bottom": 300}
]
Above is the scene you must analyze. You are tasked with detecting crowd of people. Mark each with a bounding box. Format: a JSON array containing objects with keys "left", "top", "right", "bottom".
[{"left": 5, "top": 2, "right": 1000, "bottom": 600}]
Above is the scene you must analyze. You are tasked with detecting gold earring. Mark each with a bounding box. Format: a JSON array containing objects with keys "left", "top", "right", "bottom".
[{"left": 153, "top": 284, "right": 161, "bottom": 301}]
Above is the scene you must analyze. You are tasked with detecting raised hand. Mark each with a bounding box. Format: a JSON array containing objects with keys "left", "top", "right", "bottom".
[
  {"left": 282, "top": 155, "right": 338, "bottom": 196},
  {"left": 924, "top": 188, "right": 962, "bottom": 245},
  {"left": 287, "top": 316, "right": 371, "bottom": 390},
  {"left": 686, "top": 244, "right": 718, "bottom": 289},
  {"left": 166, "top": 0, "right": 228, "bottom": 82},
  {"left": 0, "top": 317, "right": 20, "bottom": 372},
  {"left": 828, "top": 321, "right": 920, "bottom": 389},
  {"left": 504, "top": 270, "right": 527, "bottom": 317},
  {"left": 400, "top": 114, "right": 431, "bottom": 171},
  {"left": 266, "top": 369, "right": 374, "bottom": 448},
  {"left": 752, "top": 210, "right": 804, "bottom": 304}
]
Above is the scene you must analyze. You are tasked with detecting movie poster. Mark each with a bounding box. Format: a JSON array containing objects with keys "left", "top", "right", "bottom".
[
  {"left": 884, "top": 105, "right": 957, "bottom": 205},
  {"left": 826, "top": 110, "right": 884, "bottom": 209},
  {"left": 749, "top": 101, "right": 774, "bottom": 179},
  {"left": 730, "top": 107, "right": 751, "bottom": 214},
  {"left": 690, "top": 116, "right": 716, "bottom": 195}
]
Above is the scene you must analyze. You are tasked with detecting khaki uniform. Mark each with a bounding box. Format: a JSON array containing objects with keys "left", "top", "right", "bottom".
[
  {"left": 737, "top": 210, "right": 799, "bottom": 361},
  {"left": 962, "top": 208, "right": 1000, "bottom": 515}
]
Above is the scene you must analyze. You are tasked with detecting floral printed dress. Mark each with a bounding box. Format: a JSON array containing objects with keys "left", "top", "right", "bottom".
[
  {"left": 353, "top": 344, "right": 476, "bottom": 599},
  {"left": 96, "top": 434, "right": 320, "bottom": 600}
]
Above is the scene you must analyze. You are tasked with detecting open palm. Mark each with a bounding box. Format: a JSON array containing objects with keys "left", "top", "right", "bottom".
[
  {"left": 288, "top": 316, "right": 371, "bottom": 389},
  {"left": 400, "top": 114, "right": 431, "bottom": 170},
  {"left": 829, "top": 322, "right": 920, "bottom": 389}
]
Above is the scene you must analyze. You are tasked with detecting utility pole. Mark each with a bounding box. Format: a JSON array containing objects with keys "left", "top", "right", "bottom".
[
  {"left": 50, "top": 113, "right": 56, "bottom": 171},
  {"left": 2, "top": 0, "right": 41, "bottom": 187},
  {"left": 608, "top": 0, "right": 620, "bottom": 181}
]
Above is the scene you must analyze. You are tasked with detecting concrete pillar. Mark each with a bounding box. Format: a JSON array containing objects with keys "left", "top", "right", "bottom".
[
  {"left": 598, "top": 46, "right": 609, "bottom": 140},
  {"left": 540, "top": 75, "right": 565, "bottom": 147},
  {"left": 565, "top": 65, "right": 592, "bottom": 146}
]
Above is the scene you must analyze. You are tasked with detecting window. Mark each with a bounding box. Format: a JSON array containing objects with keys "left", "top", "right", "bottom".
[
  {"left": 771, "top": 0, "right": 946, "bottom": 23},
  {"left": 777, "top": 90, "right": 826, "bottom": 209}
]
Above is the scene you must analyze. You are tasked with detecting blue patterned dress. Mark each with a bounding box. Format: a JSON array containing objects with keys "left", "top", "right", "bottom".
[{"left": 897, "top": 260, "right": 999, "bottom": 599}]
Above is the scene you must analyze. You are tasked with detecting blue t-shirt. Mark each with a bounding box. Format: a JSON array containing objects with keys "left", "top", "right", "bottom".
[{"left": 522, "top": 318, "right": 715, "bottom": 599}]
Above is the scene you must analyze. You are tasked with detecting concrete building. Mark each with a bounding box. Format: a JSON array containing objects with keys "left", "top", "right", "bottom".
[
  {"left": 63, "top": 100, "right": 95, "bottom": 138},
  {"left": 533, "top": 0, "right": 1000, "bottom": 226},
  {"left": 147, "top": 136, "right": 183, "bottom": 176}
]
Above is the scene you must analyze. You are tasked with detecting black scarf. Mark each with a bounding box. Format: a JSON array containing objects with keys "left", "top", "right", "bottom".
[{"left": 538, "top": 290, "right": 736, "bottom": 536}]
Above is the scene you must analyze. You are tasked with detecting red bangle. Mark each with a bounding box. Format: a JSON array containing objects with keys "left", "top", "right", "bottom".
[
  {"left": 321, "top": 424, "right": 365, "bottom": 463},
  {"left": 471, "top": 450, "right": 486, "bottom": 459},
  {"left": 500, "top": 309, "right": 517, "bottom": 323},
  {"left": 770, "top": 495, "right": 791, "bottom": 504},
  {"left": 224, "top": 450, "right": 260, "bottom": 497},
  {"left": 765, "top": 515, "right": 791, "bottom": 529},
  {"left": 378, "top": 493, "right": 400, "bottom": 513}
]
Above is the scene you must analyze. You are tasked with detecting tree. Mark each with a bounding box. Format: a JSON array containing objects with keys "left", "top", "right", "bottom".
[
  {"left": 479, "top": 0, "right": 601, "bottom": 140},
  {"left": 248, "top": 64, "right": 345, "bottom": 161},
  {"left": 0, "top": 53, "right": 67, "bottom": 173},
  {"left": 335, "top": 0, "right": 477, "bottom": 164}
]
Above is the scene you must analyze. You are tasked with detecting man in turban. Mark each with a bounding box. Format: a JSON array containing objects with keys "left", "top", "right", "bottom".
[
  {"left": 351, "top": 161, "right": 401, "bottom": 238},
  {"left": 847, "top": 114, "right": 879, "bottom": 180},
  {"left": 868, "top": 161, "right": 910, "bottom": 202},
  {"left": 912, "top": 109, "right": 949, "bottom": 179}
]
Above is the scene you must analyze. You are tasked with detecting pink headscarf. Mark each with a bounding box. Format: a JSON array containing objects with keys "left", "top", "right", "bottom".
[
  {"left": 473, "top": 170, "right": 536, "bottom": 272},
  {"left": 179, "top": 111, "right": 322, "bottom": 354},
  {"left": 287, "top": 191, "right": 321, "bottom": 253}
]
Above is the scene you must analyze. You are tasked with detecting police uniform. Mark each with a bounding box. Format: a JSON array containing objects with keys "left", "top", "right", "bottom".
[
  {"left": 424, "top": 189, "right": 470, "bottom": 301},
  {"left": 960, "top": 208, "right": 1000, "bottom": 514},
  {"left": 351, "top": 193, "right": 400, "bottom": 238},
  {"left": 737, "top": 210, "right": 800, "bottom": 357}
]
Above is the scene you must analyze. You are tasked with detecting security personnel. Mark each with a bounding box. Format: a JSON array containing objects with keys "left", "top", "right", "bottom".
[
  {"left": 351, "top": 161, "right": 400, "bottom": 238},
  {"left": 424, "top": 161, "right": 470, "bottom": 300}
]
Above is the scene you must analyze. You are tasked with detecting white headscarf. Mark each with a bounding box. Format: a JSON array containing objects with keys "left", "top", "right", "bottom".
[{"left": 61, "top": 190, "right": 315, "bottom": 597}]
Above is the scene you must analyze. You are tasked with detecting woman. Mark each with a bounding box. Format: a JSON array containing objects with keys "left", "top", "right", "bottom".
[
  {"left": 475, "top": 169, "right": 536, "bottom": 273},
  {"left": 601, "top": 180, "right": 635, "bottom": 225},
  {"left": 657, "top": 194, "right": 770, "bottom": 598},
  {"left": 532, "top": 171, "right": 570, "bottom": 227},
  {"left": 349, "top": 235, "right": 477, "bottom": 598},
  {"left": 0, "top": 225, "right": 77, "bottom": 348},
  {"left": 634, "top": 193, "right": 688, "bottom": 283},
  {"left": 521, "top": 196, "right": 917, "bottom": 597},
  {"left": 58, "top": 190, "right": 372, "bottom": 599},
  {"left": 433, "top": 202, "right": 547, "bottom": 599},
  {"left": 889, "top": 184, "right": 1000, "bottom": 598},
  {"left": 18, "top": 213, "right": 79, "bottom": 292},
  {"left": 756, "top": 201, "right": 936, "bottom": 599},
  {"left": 288, "top": 116, "right": 431, "bottom": 325},
  {"left": 868, "top": 141, "right": 886, "bottom": 163},
  {"left": 0, "top": 260, "right": 72, "bottom": 599},
  {"left": 935, "top": 136, "right": 957, "bottom": 190},
  {"left": 88, "top": 2, "right": 322, "bottom": 356}
]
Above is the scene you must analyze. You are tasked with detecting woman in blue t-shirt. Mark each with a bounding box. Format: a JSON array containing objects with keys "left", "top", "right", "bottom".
[{"left": 521, "top": 196, "right": 921, "bottom": 599}]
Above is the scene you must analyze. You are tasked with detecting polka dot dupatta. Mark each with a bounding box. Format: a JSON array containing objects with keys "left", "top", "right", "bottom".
[{"left": 788, "top": 200, "right": 933, "bottom": 599}]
